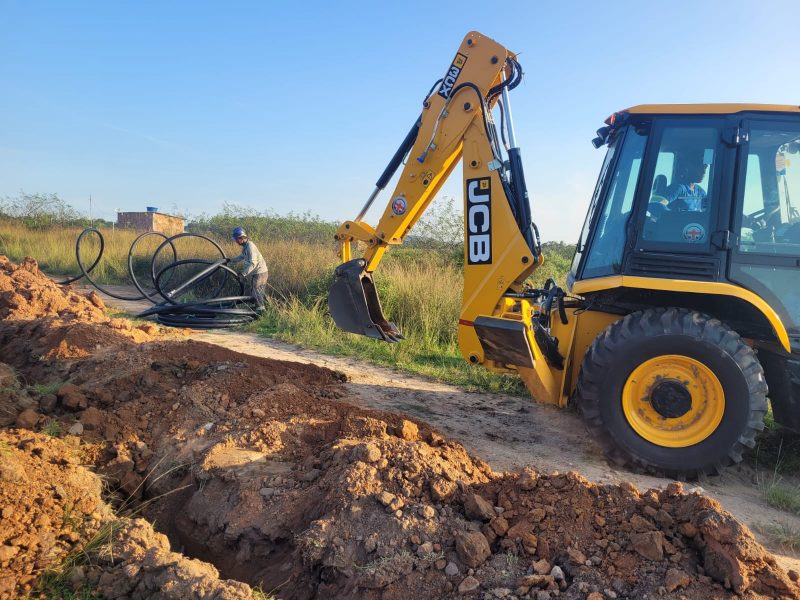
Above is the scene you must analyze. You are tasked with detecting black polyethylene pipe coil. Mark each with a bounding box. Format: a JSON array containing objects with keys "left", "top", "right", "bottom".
[{"left": 58, "top": 228, "right": 258, "bottom": 329}]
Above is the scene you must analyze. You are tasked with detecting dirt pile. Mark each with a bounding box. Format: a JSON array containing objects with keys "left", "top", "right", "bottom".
[
  {"left": 83, "top": 519, "right": 254, "bottom": 600},
  {"left": 140, "top": 399, "right": 797, "bottom": 599},
  {"left": 0, "top": 430, "right": 256, "bottom": 600},
  {"left": 26, "top": 337, "right": 795, "bottom": 598},
  {"left": 0, "top": 430, "right": 113, "bottom": 598},
  {"left": 0, "top": 255, "right": 106, "bottom": 322},
  {"left": 0, "top": 255, "right": 164, "bottom": 386},
  {"left": 1, "top": 255, "right": 799, "bottom": 599}
]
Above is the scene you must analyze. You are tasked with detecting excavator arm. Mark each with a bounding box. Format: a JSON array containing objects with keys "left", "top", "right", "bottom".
[
  {"left": 335, "top": 33, "right": 534, "bottom": 271},
  {"left": 328, "top": 31, "right": 567, "bottom": 404}
]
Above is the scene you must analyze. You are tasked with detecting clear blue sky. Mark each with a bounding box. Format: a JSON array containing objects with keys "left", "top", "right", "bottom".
[{"left": 1, "top": 0, "right": 798, "bottom": 241}]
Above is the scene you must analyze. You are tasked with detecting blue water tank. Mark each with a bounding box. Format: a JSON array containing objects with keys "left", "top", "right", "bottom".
[{"left": 146, "top": 206, "right": 158, "bottom": 213}]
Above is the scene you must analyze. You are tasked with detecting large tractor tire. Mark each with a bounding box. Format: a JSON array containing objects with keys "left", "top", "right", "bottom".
[{"left": 576, "top": 308, "right": 768, "bottom": 478}]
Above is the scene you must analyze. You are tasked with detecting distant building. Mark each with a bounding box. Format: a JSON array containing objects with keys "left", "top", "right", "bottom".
[{"left": 116, "top": 208, "right": 185, "bottom": 236}]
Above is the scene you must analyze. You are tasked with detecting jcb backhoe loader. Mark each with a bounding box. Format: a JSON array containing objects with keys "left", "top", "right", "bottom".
[{"left": 328, "top": 31, "right": 800, "bottom": 478}]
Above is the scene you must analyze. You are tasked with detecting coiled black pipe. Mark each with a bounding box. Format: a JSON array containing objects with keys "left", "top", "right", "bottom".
[{"left": 60, "top": 228, "right": 259, "bottom": 329}]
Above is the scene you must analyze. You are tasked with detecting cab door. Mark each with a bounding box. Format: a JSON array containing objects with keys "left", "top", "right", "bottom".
[
  {"left": 625, "top": 117, "right": 734, "bottom": 281},
  {"left": 728, "top": 116, "right": 800, "bottom": 349}
]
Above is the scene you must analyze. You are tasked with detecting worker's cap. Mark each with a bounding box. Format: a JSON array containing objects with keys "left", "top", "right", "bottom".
[{"left": 231, "top": 227, "right": 246, "bottom": 239}]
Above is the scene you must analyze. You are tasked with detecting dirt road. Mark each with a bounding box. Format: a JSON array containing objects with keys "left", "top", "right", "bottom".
[{"left": 97, "top": 287, "right": 800, "bottom": 571}]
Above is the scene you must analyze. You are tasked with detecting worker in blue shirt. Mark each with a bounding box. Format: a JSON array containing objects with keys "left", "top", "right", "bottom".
[{"left": 664, "top": 157, "right": 708, "bottom": 212}]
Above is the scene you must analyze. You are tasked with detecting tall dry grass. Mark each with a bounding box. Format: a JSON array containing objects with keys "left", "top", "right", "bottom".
[
  {"left": 376, "top": 255, "right": 462, "bottom": 347},
  {"left": 0, "top": 223, "right": 239, "bottom": 282},
  {"left": 0, "top": 221, "right": 338, "bottom": 297}
]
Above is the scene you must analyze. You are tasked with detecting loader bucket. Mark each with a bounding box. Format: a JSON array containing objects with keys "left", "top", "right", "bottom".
[{"left": 328, "top": 259, "right": 404, "bottom": 342}]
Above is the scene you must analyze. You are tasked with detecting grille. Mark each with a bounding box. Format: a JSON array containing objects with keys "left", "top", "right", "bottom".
[{"left": 627, "top": 253, "right": 719, "bottom": 280}]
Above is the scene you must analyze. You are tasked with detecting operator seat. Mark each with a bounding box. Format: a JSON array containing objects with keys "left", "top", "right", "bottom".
[
  {"left": 644, "top": 174, "right": 671, "bottom": 236},
  {"left": 652, "top": 174, "right": 668, "bottom": 197}
]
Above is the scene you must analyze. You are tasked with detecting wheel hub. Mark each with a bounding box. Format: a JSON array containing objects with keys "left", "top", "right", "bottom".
[
  {"left": 649, "top": 379, "right": 692, "bottom": 418},
  {"left": 621, "top": 354, "right": 725, "bottom": 448}
]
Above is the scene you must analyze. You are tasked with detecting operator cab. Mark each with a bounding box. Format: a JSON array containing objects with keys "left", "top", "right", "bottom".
[{"left": 569, "top": 105, "right": 800, "bottom": 350}]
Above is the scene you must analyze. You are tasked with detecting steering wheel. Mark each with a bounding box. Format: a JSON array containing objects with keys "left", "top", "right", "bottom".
[
  {"left": 743, "top": 205, "right": 781, "bottom": 230},
  {"left": 646, "top": 196, "right": 669, "bottom": 222}
]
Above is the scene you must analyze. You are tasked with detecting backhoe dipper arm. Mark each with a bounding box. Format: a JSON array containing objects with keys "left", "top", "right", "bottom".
[{"left": 329, "top": 31, "right": 539, "bottom": 346}]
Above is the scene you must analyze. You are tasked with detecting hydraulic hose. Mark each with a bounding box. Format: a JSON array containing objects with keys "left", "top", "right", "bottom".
[{"left": 58, "top": 228, "right": 260, "bottom": 329}]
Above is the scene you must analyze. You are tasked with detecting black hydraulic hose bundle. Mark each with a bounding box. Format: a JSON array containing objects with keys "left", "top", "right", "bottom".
[{"left": 60, "top": 228, "right": 259, "bottom": 329}]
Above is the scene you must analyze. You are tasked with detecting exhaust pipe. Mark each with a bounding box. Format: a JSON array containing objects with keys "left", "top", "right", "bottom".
[{"left": 327, "top": 259, "right": 403, "bottom": 343}]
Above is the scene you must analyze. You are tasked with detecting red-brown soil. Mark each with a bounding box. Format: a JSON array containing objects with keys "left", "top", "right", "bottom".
[
  {"left": 1, "top": 256, "right": 798, "bottom": 600},
  {"left": 0, "top": 430, "right": 113, "bottom": 598}
]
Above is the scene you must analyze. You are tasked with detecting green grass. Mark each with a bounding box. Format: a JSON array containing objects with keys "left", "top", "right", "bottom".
[
  {"left": 752, "top": 407, "right": 800, "bottom": 517},
  {"left": 749, "top": 407, "right": 800, "bottom": 476},
  {"left": 252, "top": 587, "right": 278, "bottom": 600},
  {"left": 42, "top": 419, "right": 62, "bottom": 437},
  {"left": 764, "top": 483, "right": 800, "bottom": 515},
  {"left": 755, "top": 521, "right": 800, "bottom": 554},
  {"left": 62, "top": 502, "right": 81, "bottom": 530},
  {"left": 253, "top": 297, "right": 525, "bottom": 394},
  {"left": 31, "top": 382, "right": 61, "bottom": 396}
]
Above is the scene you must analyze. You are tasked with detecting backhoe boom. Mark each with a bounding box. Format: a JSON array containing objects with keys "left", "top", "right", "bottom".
[{"left": 330, "top": 32, "right": 540, "bottom": 346}]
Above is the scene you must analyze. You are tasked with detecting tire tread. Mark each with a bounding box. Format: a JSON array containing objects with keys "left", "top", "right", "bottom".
[{"left": 576, "top": 308, "right": 767, "bottom": 479}]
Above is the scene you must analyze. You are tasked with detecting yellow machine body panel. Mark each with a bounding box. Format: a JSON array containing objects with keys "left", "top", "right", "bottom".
[
  {"left": 456, "top": 118, "right": 536, "bottom": 364},
  {"left": 570, "top": 275, "right": 791, "bottom": 353},
  {"left": 516, "top": 306, "right": 621, "bottom": 407}
]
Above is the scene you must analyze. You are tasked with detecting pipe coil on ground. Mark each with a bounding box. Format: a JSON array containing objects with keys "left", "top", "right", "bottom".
[{"left": 59, "top": 228, "right": 259, "bottom": 329}]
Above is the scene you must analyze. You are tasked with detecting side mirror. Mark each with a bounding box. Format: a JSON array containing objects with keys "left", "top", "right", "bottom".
[{"left": 592, "top": 126, "right": 611, "bottom": 148}]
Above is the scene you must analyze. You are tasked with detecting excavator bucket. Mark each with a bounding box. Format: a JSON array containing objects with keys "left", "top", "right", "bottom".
[{"left": 328, "top": 258, "right": 404, "bottom": 342}]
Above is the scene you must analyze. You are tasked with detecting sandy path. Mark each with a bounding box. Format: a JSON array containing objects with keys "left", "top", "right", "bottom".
[{"left": 90, "top": 285, "right": 800, "bottom": 571}]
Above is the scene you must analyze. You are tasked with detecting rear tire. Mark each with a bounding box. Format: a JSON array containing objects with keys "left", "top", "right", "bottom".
[{"left": 576, "top": 308, "right": 768, "bottom": 478}]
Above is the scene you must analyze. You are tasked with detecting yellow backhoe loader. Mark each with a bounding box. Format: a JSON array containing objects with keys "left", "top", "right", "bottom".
[{"left": 328, "top": 31, "right": 800, "bottom": 478}]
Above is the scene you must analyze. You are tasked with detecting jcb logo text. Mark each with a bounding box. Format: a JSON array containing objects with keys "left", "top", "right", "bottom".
[
  {"left": 438, "top": 53, "right": 468, "bottom": 99},
  {"left": 466, "top": 177, "right": 492, "bottom": 265}
]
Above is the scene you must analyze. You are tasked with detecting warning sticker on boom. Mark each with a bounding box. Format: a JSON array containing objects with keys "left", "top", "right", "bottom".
[{"left": 438, "top": 53, "right": 468, "bottom": 99}]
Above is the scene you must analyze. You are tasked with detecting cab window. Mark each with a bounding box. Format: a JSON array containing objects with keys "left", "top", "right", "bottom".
[
  {"left": 738, "top": 127, "right": 800, "bottom": 255},
  {"left": 641, "top": 125, "right": 720, "bottom": 247},
  {"left": 583, "top": 126, "right": 647, "bottom": 278},
  {"left": 570, "top": 132, "right": 619, "bottom": 279}
]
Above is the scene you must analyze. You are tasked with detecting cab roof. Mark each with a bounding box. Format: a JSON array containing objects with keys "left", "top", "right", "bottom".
[{"left": 625, "top": 103, "right": 800, "bottom": 115}]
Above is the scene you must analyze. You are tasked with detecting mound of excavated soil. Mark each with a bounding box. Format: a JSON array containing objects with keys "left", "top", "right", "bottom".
[
  {"left": 0, "top": 430, "right": 114, "bottom": 598},
  {"left": 11, "top": 335, "right": 799, "bottom": 599},
  {"left": 83, "top": 518, "right": 253, "bottom": 600},
  {"left": 0, "top": 430, "right": 255, "bottom": 600},
  {"left": 0, "top": 256, "right": 165, "bottom": 386},
  {"left": 0, "top": 256, "right": 107, "bottom": 322},
  {"left": 1, "top": 255, "right": 799, "bottom": 599}
]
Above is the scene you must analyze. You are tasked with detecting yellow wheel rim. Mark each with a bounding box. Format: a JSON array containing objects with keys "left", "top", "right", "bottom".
[{"left": 621, "top": 355, "right": 725, "bottom": 448}]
